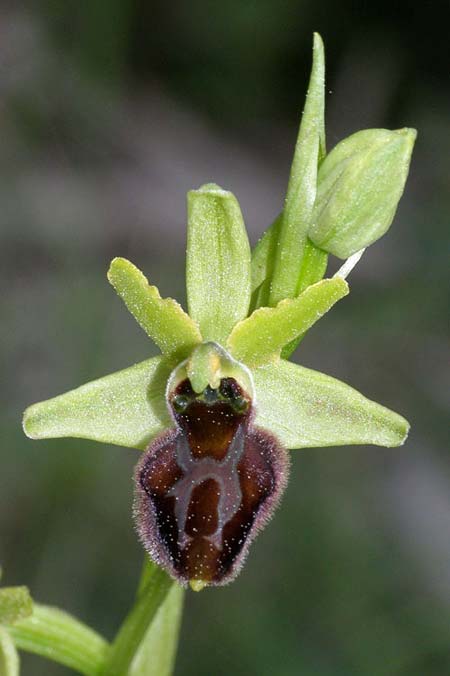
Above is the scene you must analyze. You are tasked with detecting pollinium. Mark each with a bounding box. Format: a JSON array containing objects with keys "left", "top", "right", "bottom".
[{"left": 134, "top": 375, "right": 289, "bottom": 589}]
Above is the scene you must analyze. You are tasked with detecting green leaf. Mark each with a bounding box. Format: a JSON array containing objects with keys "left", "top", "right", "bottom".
[
  {"left": 296, "top": 238, "right": 328, "bottom": 296},
  {"left": 0, "top": 628, "right": 19, "bottom": 676},
  {"left": 227, "top": 278, "right": 348, "bottom": 367},
  {"left": 250, "top": 216, "right": 279, "bottom": 295},
  {"left": 130, "top": 583, "right": 184, "bottom": 676},
  {"left": 253, "top": 359, "right": 409, "bottom": 449},
  {"left": 7, "top": 604, "right": 108, "bottom": 676},
  {"left": 279, "top": 239, "right": 329, "bottom": 358},
  {"left": 103, "top": 561, "right": 173, "bottom": 676},
  {"left": 309, "top": 128, "right": 417, "bottom": 258},
  {"left": 23, "top": 356, "right": 172, "bottom": 450},
  {"left": 108, "top": 258, "right": 202, "bottom": 360},
  {"left": 186, "top": 183, "right": 251, "bottom": 343},
  {"left": 0, "top": 587, "right": 32, "bottom": 625},
  {"left": 251, "top": 227, "right": 328, "bottom": 316},
  {"left": 269, "top": 32, "right": 325, "bottom": 305},
  {"left": 251, "top": 226, "right": 328, "bottom": 314},
  {"left": 249, "top": 34, "right": 327, "bottom": 314}
]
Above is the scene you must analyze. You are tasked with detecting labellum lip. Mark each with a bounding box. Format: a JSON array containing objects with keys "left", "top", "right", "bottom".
[{"left": 134, "top": 376, "right": 289, "bottom": 588}]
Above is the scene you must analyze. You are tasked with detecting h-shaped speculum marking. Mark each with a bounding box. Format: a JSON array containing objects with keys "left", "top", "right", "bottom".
[{"left": 168, "top": 424, "right": 246, "bottom": 551}]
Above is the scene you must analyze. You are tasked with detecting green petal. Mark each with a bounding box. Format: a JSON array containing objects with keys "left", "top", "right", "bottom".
[
  {"left": 0, "top": 628, "right": 19, "bottom": 676},
  {"left": 269, "top": 33, "right": 325, "bottom": 305},
  {"left": 309, "top": 128, "right": 417, "bottom": 258},
  {"left": 227, "top": 277, "right": 348, "bottom": 367},
  {"left": 23, "top": 357, "right": 172, "bottom": 450},
  {"left": 108, "top": 258, "right": 202, "bottom": 360},
  {"left": 0, "top": 587, "right": 33, "bottom": 625},
  {"left": 253, "top": 359, "right": 409, "bottom": 449},
  {"left": 186, "top": 183, "right": 251, "bottom": 343}
]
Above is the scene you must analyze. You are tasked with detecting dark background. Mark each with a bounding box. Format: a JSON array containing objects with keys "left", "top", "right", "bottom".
[{"left": 1, "top": 1, "right": 449, "bottom": 674}]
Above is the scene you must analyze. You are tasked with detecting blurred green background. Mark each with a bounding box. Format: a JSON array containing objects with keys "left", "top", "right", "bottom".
[{"left": 1, "top": 2, "right": 449, "bottom": 674}]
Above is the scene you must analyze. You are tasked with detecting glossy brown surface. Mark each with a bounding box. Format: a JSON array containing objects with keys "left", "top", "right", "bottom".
[{"left": 135, "top": 378, "right": 289, "bottom": 586}]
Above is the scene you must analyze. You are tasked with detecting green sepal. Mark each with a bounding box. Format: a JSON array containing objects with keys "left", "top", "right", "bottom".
[
  {"left": 269, "top": 32, "right": 325, "bottom": 305},
  {"left": 253, "top": 359, "right": 409, "bottom": 449},
  {"left": 0, "top": 587, "right": 33, "bottom": 625},
  {"left": 309, "top": 128, "right": 417, "bottom": 258},
  {"left": 227, "top": 277, "right": 348, "bottom": 367},
  {"left": 108, "top": 258, "right": 202, "bottom": 361},
  {"left": 23, "top": 356, "right": 172, "bottom": 450},
  {"left": 0, "top": 628, "right": 19, "bottom": 676},
  {"left": 186, "top": 183, "right": 251, "bottom": 343}
]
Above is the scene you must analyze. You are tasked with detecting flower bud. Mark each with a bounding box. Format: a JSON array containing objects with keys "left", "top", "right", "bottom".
[{"left": 308, "top": 128, "right": 416, "bottom": 258}]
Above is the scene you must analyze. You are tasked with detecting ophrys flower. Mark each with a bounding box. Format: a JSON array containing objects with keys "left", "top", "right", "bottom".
[{"left": 22, "top": 34, "right": 414, "bottom": 591}]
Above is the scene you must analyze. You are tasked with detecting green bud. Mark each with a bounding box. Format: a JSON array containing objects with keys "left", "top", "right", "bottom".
[
  {"left": 0, "top": 587, "right": 33, "bottom": 625},
  {"left": 308, "top": 128, "right": 416, "bottom": 258}
]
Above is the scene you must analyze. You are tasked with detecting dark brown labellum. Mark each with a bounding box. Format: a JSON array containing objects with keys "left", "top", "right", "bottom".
[{"left": 134, "top": 377, "right": 289, "bottom": 588}]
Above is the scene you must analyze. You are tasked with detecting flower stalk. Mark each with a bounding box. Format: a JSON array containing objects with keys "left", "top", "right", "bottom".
[{"left": 102, "top": 562, "right": 174, "bottom": 676}]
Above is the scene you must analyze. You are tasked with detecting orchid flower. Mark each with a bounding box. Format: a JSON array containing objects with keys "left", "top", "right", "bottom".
[
  {"left": 22, "top": 38, "right": 415, "bottom": 587},
  {"left": 12, "top": 32, "right": 416, "bottom": 676}
]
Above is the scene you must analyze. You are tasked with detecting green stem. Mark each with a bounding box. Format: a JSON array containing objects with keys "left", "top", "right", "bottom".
[
  {"left": 130, "top": 584, "right": 184, "bottom": 676},
  {"left": 0, "top": 626, "right": 20, "bottom": 676},
  {"left": 102, "top": 561, "right": 173, "bottom": 676},
  {"left": 7, "top": 604, "right": 109, "bottom": 676}
]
